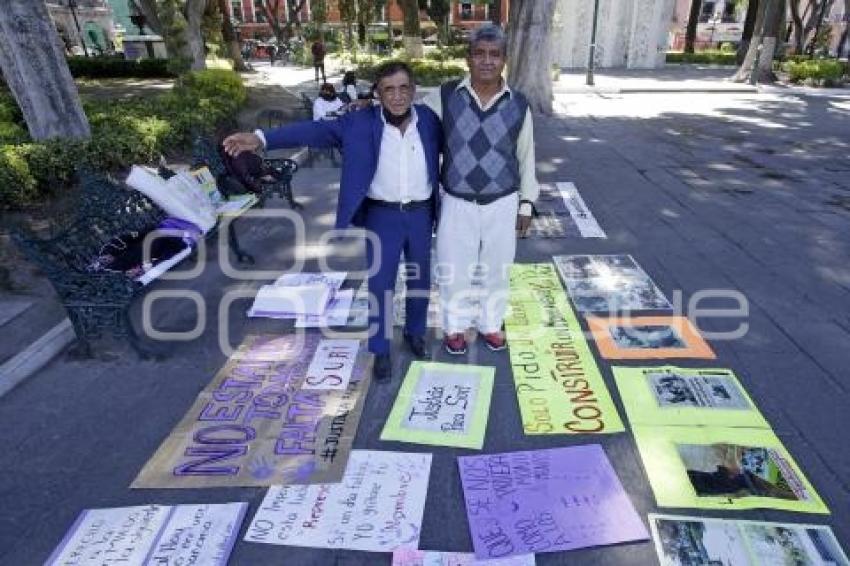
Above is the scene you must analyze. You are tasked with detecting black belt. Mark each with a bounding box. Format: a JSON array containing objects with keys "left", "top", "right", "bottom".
[{"left": 366, "top": 197, "right": 431, "bottom": 211}]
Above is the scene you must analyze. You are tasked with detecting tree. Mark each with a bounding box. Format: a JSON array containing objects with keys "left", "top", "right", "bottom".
[
  {"left": 788, "top": 0, "right": 835, "bottom": 54},
  {"left": 217, "top": 0, "right": 248, "bottom": 70},
  {"left": 312, "top": 0, "right": 328, "bottom": 32},
  {"left": 733, "top": 0, "right": 786, "bottom": 83},
  {"left": 490, "top": 0, "right": 503, "bottom": 25},
  {"left": 0, "top": 0, "right": 90, "bottom": 140},
  {"left": 684, "top": 0, "right": 703, "bottom": 54},
  {"left": 257, "top": 0, "right": 286, "bottom": 42},
  {"left": 506, "top": 0, "right": 557, "bottom": 114},
  {"left": 806, "top": 0, "right": 835, "bottom": 55},
  {"left": 737, "top": 0, "right": 760, "bottom": 64},
  {"left": 129, "top": 0, "right": 207, "bottom": 71},
  {"left": 286, "top": 0, "right": 308, "bottom": 38},
  {"left": 356, "top": 0, "right": 374, "bottom": 45},
  {"left": 339, "top": 0, "right": 357, "bottom": 46},
  {"left": 419, "top": 0, "right": 451, "bottom": 45},
  {"left": 839, "top": 0, "right": 850, "bottom": 57},
  {"left": 399, "top": 0, "right": 423, "bottom": 57}
]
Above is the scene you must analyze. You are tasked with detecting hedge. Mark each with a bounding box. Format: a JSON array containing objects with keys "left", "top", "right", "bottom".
[
  {"left": 67, "top": 56, "right": 175, "bottom": 78},
  {"left": 356, "top": 58, "right": 466, "bottom": 87},
  {"left": 666, "top": 51, "right": 737, "bottom": 65},
  {"left": 783, "top": 59, "right": 847, "bottom": 86},
  {"left": 0, "top": 69, "right": 245, "bottom": 209}
]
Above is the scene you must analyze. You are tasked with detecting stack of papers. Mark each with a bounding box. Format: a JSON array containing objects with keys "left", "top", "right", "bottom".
[{"left": 248, "top": 272, "right": 348, "bottom": 320}]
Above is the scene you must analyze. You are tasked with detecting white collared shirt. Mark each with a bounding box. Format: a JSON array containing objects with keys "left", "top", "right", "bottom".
[
  {"left": 367, "top": 107, "right": 431, "bottom": 203},
  {"left": 424, "top": 76, "right": 538, "bottom": 215}
]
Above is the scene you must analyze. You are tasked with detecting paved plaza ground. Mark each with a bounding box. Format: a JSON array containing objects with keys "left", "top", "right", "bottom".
[{"left": 1, "top": 65, "right": 849, "bottom": 564}]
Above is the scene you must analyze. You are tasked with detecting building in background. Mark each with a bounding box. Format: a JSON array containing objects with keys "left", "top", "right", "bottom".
[
  {"left": 553, "top": 0, "right": 677, "bottom": 69},
  {"left": 47, "top": 0, "right": 115, "bottom": 55}
]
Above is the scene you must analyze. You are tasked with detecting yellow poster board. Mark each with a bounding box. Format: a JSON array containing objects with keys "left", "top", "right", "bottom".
[
  {"left": 634, "top": 425, "right": 829, "bottom": 514},
  {"left": 506, "top": 264, "right": 624, "bottom": 435}
]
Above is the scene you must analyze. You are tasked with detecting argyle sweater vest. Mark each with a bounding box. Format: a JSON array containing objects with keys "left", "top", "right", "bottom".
[{"left": 440, "top": 80, "right": 528, "bottom": 203}]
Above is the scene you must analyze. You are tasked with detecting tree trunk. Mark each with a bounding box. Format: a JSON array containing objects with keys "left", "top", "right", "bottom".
[
  {"left": 0, "top": 0, "right": 90, "bottom": 140},
  {"left": 130, "top": 0, "right": 163, "bottom": 34},
  {"left": 733, "top": 0, "right": 785, "bottom": 83},
  {"left": 738, "top": 0, "right": 760, "bottom": 64},
  {"left": 491, "top": 0, "right": 502, "bottom": 25},
  {"left": 807, "top": 0, "right": 834, "bottom": 55},
  {"left": 839, "top": 0, "right": 850, "bottom": 57},
  {"left": 789, "top": 0, "right": 805, "bottom": 53},
  {"left": 684, "top": 0, "right": 702, "bottom": 54},
  {"left": 217, "top": 0, "right": 247, "bottom": 71},
  {"left": 506, "top": 0, "right": 557, "bottom": 115},
  {"left": 185, "top": 0, "right": 208, "bottom": 70},
  {"left": 399, "top": 0, "right": 423, "bottom": 58}
]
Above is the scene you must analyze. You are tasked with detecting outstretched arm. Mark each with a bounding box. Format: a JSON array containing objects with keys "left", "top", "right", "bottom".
[{"left": 223, "top": 118, "right": 345, "bottom": 157}]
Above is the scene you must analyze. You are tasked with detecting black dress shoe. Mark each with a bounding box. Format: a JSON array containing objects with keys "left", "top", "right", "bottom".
[
  {"left": 403, "top": 333, "right": 429, "bottom": 359},
  {"left": 373, "top": 354, "right": 392, "bottom": 382}
]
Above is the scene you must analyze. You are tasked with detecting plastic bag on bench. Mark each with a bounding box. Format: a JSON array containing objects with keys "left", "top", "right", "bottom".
[{"left": 126, "top": 165, "right": 217, "bottom": 234}]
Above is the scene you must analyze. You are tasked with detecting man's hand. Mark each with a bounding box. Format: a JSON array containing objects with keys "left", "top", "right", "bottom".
[
  {"left": 222, "top": 132, "right": 263, "bottom": 157},
  {"left": 516, "top": 214, "right": 532, "bottom": 238}
]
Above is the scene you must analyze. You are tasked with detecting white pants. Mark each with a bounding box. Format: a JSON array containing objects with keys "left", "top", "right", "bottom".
[{"left": 436, "top": 192, "right": 518, "bottom": 334}]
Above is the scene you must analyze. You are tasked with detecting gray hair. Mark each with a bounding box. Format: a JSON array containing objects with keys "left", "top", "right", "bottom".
[{"left": 468, "top": 23, "right": 507, "bottom": 56}]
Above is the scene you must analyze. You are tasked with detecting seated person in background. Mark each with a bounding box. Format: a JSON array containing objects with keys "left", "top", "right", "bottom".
[
  {"left": 341, "top": 71, "right": 358, "bottom": 103},
  {"left": 313, "top": 83, "right": 345, "bottom": 121}
]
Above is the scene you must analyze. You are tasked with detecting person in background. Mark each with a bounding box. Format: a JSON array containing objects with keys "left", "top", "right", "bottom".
[
  {"left": 313, "top": 83, "right": 345, "bottom": 121},
  {"left": 341, "top": 71, "right": 358, "bottom": 103},
  {"left": 311, "top": 38, "right": 326, "bottom": 83}
]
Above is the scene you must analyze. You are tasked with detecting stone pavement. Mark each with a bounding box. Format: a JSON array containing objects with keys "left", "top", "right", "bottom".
[{"left": 1, "top": 67, "right": 849, "bottom": 564}]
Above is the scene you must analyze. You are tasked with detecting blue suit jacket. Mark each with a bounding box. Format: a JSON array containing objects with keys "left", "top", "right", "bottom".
[{"left": 263, "top": 104, "right": 442, "bottom": 229}]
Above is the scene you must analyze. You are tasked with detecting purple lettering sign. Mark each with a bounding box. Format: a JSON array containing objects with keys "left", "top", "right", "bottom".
[{"left": 459, "top": 445, "right": 648, "bottom": 559}]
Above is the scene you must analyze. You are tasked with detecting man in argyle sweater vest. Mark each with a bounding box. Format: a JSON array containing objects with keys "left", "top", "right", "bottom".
[{"left": 425, "top": 23, "right": 540, "bottom": 355}]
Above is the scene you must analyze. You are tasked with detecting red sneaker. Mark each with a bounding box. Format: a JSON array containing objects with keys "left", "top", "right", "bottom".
[
  {"left": 443, "top": 333, "right": 467, "bottom": 355},
  {"left": 481, "top": 332, "right": 507, "bottom": 351}
]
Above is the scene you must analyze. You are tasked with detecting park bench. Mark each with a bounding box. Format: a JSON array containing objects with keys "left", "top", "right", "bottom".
[
  {"left": 190, "top": 136, "right": 300, "bottom": 211},
  {"left": 10, "top": 153, "right": 287, "bottom": 359}
]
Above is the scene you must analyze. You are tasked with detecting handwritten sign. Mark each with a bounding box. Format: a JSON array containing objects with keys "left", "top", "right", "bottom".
[
  {"left": 381, "top": 362, "right": 494, "bottom": 449},
  {"left": 459, "top": 446, "right": 648, "bottom": 560},
  {"left": 505, "top": 264, "right": 624, "bottom": 435},
  {"left": 305, "top": 339, "right": 360, "bottom": 390},
  {"left": 244, "top": 450, "right": 432, "bottom": 552},
  {"left": 46, "top": 503, "right": 247, "bottom": 566},
  {"left": 392, "top": 549, "right": 536, "bottom": 565},
  {"left": 132, "top": 334, "right": 372, "bottom": 488}
]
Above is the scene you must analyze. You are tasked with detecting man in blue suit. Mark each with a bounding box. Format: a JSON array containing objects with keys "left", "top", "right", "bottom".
[{"left": 223, "top": 61, "right": 441, "bottom": 382}]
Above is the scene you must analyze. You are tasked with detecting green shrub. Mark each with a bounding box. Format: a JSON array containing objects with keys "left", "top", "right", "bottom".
[
  {"left": 66, "top": 56, "right": 175, "bottom": 78},
  {"left": 356, "top": 58, "right": 465, "bottom": 87},
  {"left": 0, "top": 69, "right": 245, "bottom": 209},
  {"left": 719, "top": 42, "right": 736, "bottom": 53},
  {"left": 666, "top": 51, "right": 737, "bottom": 65},
  {"left": 0, "top": 145, "right": 39, "bottom": 207},
  {"left": 783, "top": 59, "right": 846, "bottom": 86}
]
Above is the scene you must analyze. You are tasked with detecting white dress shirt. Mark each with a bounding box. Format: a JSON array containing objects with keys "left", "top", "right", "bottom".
[
  {"left": 367, "top": 107, "right": 431, "bottom": 203},
  {"left": 424, "top": 76, "right": 538, "bottom": 215}
]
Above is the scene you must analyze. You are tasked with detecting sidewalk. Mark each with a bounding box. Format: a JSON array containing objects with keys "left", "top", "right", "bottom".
[{"left": 556, "top": 65, "right": 758, "bottom": 93}]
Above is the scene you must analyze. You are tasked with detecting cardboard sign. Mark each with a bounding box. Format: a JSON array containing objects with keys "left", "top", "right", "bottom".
[
  {"left": 587, "top": 315, "right": 716, "bottom": 359},
  {"left": 392, "top": 549, "right": 536, "bottom": 565},
  {"left": 46, "top": 503, "right": 247, "bottom": 566},
  {"left": 381, "top": 362, "right": 495, "bottom": 449},
  {"left": 634, "top": 425, "right": 829, "bottom": 514},
  {"left": 244, "top": 450, "right": 432, "bottom": 552},
  {"left": 649, "top": 514, "right": 849, "bottom": 566},
  {"left": 133, "top": 334, "right": 371, "bottom": 488},
  {"left": 506, "top": 264, "right": 624, "bottom": 435},
  {"left": 305, "top": 339, "right": 360, "bottom": 390},
  {"left": 612, "top": 366, "right": 769, "bottom": 428},
  {"left": 459, "top": 445, "right": 648, "bottom": 559}
]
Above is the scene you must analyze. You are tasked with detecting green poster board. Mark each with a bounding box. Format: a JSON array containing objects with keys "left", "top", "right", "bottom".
[
  {"left": 634, "top": 425, "right": 829, "bottom": 514},
  {"left": 612, "top": 366, "right": 770, "bottom": 428},
  {"left": 505, "top": 263, "right": 625, "bottom": 435},
  {"left": 381, "top": 362, "right": 494, "bottom": 449}
]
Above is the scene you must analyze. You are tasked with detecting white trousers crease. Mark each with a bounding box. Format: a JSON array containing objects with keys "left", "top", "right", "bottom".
[{"left": 436, "top": 191, "right": 518, "bottom": 334}]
